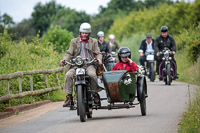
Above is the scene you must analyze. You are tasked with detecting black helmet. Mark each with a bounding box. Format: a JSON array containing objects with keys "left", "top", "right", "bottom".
[
  {"left": 118, "top": 47, "right": 131, "bottom": 62},
  {"left": 161, "top": 26, "right": 168, "bottom": 32}
]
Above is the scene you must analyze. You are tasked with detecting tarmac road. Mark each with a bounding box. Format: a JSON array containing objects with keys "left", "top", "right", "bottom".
[{"left": 0, "top": 79, "right": 195, "bottom": 133}]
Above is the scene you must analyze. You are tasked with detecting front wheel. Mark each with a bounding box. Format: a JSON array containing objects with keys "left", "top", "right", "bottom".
[
  {"left": 77, "top": 85, "right": 86, "bottom": 122},
  {"left": 166, "top": 64, "right": 171, "bottom": 85},
  {"left": 149, "top": 62, "right": 155, "bottom": 82}
]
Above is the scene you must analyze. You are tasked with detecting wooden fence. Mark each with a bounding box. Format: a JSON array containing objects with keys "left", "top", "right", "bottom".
[{"left": 0, "top": 67, "right": 65, "bottom": 103}]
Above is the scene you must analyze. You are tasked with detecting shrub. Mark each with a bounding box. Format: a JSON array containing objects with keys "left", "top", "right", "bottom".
[{"left": 42, "top": 25, "right": 74, "bottom": 53}]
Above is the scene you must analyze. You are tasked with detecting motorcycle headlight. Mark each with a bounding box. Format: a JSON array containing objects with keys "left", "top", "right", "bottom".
[
  {"left": 164, "top": 51, "right": 169, "bottom": 57},
  {"left": 75, "top": 57, "right": 84, "bottom": 65}
]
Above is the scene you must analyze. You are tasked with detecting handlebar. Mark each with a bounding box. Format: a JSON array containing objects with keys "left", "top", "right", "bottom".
[{"left": 63, "top": 57, "right": 96, "bottom": 66}]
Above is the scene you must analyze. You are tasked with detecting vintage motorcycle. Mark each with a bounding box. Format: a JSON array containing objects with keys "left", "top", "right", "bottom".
[
  {"left": 159, "top": 47, "right": 177, "bottom": 85},
  {"left": 145, "top": 50, "right": 155, "bottom": 82},
  {"left": 64, "top": 56, "right": 147, "bottom": 122}
]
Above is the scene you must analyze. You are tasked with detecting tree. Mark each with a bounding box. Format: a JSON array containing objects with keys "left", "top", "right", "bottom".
[
  {"left": 9, "top": 19, "right": 36, "bottom": 42},
  {"left": 0, "top": 13, "right": 15, "bottom": 28},
  {"left": 42, "top": 25, "right": 74, "bottom": 53},
  {"left": 31, "top": 0, "right": 64, "bottom": 36},
  {"left": 52, "top": 8, "right": 90, "bottom": 37}
]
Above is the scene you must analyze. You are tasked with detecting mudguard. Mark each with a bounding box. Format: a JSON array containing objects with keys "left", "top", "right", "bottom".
[{"left": 137, "top": 75, "right": 147, "bottom": 102}]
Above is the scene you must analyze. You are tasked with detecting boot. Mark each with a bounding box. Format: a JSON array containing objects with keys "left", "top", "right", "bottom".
[{"left": 63, "top": 95, "right": 73, "bottom": 107}]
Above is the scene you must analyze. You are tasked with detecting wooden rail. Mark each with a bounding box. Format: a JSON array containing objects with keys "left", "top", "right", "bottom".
[{"left": 0, "top": 67, "right": 65, "bottom": 102}]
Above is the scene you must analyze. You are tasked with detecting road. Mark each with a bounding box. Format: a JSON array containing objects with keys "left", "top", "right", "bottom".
[{"left": 0, "top": 79, "right": 195, "bottom": 133}]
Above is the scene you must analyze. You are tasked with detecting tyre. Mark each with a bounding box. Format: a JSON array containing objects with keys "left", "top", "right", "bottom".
[
  {"left": 137, "top": 76, "right": 147, "bottom": 116},
  {"left": 77, "top": 85, "right": 86, "bottom": 122},
  {"left": 140, "top": 85, "right": 146, "bottom": 116},
  {"left": 166, "top": 64, "right": 171, "bottom": 85},
  {"left": 150, "top": 63, "right": 155, "bottom": 82}
]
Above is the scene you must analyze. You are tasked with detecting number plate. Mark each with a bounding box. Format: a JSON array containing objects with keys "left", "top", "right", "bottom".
[
  {"left": 76, "top": 68, "right": 85, "bottom": 75},
  {"left": 146, "top": 55, "right": 154, "bottom": 61}
]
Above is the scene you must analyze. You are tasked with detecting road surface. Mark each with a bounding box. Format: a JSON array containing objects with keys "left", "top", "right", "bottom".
[{"left": 0, "top": 79, "right": 195, "bottom": 133}]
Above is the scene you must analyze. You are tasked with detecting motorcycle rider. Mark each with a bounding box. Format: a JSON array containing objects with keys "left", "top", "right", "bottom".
[
  {"left": 154, "top": 26, "right": 178, "bottom": 79},
  {"left": 97, "top": 31, "right": 111, "bottom": 54},
  {"left": 108, "top": 34, "right": 120, "bottom": 52},
  {"left": 112, "top": 47, "right": 138, "bottom": 72},
  {"left": 60, "top": 22, "right": 102, "bottom": 107},
  {"left": 138, "top": 33, "right": 155, "bottom": 74}
]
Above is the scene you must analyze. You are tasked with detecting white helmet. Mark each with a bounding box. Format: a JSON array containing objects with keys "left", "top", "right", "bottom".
[
  {"left": 97, "top": 31, "right": 104, "bottom": 37},
  {"left": 109, "top": 34, "right": 115, "bottom": 40},
  {"left": 79, "top": 22, "right": 91, "bottom": 33}
]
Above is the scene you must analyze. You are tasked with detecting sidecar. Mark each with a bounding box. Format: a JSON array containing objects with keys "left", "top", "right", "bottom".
[{"left": 102, "top": 70, "right": 147, "bottom": 115}]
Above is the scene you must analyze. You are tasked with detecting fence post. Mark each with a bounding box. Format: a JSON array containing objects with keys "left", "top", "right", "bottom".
[
  {"left": 7, "top": 80, "right": 10, "bottom": 107},
  {"left": 43, "top": 74, "right": 50, "bottom": 99},
  {"left": 19, "top": 77, "right": 22, "bottom": 104},
  {"left": 30, "top": 75, "right": 33, "bottom": 103},
  {"left": 55, "top": 73, "right": 60, "bottom": 87},
  {"left": 43, "top": 74, "right": 48, "bottom": 88}
]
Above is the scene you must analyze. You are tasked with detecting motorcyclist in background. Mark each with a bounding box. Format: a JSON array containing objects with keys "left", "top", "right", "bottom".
[
  {"left": 138, "top": 33, "right": 155, "bottom": 72},
  {"left": 97, "top": 31, "right": 111, "bottom": 54},
  {"left": 154, "top": 26, "right": 178, "bottom": 79},
  {"left": 108, "top": 34, "right": 120, "bottom": 52}
]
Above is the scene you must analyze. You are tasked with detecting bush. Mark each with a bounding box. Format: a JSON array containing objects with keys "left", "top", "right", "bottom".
[{"left": 42, "top": 25, "right": 74, "bottom": 53}]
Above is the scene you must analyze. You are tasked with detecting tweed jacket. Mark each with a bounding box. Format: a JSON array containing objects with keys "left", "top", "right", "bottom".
[{"left": 63, "top": 37, "right": 102, "bottom": 64}]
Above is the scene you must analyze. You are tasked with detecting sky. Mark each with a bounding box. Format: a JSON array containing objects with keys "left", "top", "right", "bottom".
[{"left": 0, "top": 0, "right": 111, "bottom": 23}]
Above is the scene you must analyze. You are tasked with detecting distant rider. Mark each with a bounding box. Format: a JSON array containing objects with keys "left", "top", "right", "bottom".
[
  {"left": 138, "top": 33, "right": 155, "bottom": 69},
  {"left": 154, "top": 26, "right": 178, "bottom": 79},
  {"left": 108, "top": 34, "right": 120, "bottom": 52}
]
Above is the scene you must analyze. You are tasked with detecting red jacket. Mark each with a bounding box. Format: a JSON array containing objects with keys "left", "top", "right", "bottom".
[{"left": 112, "top": 61, "right": 138, "bottom": 72}]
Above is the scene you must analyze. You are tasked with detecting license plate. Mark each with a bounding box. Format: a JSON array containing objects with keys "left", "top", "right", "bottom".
[{"left": 146, "top": 55, "right": 154, "bottom": 60}]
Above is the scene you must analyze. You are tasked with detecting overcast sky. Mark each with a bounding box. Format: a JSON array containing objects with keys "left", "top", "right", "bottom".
[{"left": 0, "top": 0, "right": 111, "bottom": 23}]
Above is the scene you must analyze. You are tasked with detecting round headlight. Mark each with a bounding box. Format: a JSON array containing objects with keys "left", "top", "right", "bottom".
[{"left": 75, "top": 57, "right": 83, "bottom": 65}]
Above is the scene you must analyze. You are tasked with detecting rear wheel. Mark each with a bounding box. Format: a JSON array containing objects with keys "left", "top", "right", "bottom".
[
  {"left": 77, "top": 85, "right": 86, "bottom": 122},
  {"left": 150, "top": 63, "right": 155, "bottom": 82},
  {"left": 166, "top": 64, "right": 171, "bottom": 85}
]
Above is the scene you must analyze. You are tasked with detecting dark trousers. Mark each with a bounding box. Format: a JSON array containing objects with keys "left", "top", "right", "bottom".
[{"left": 139, "top": 55, "right": 147, "bottom": 67}]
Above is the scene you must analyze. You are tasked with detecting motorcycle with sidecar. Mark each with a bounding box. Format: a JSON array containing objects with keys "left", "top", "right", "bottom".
[{"left": 64, "top": 56, "right": 147, "bottom": 122}]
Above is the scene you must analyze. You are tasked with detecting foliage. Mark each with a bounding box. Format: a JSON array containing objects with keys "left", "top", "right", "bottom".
[
  {"left": 0, "top": 30, "right": 13, "bottom": 59},
  {"left": 177, "top": 87, "right": 200, "bottom": 133},
  {"left": 52, "top": 8, "right": 90, "bottom": 37},
  {"left": 0, "top": 32, "right": 66, "bottom": 110},
  {"left": 0, "top": 13, "right": 15, "bottom": 28},
  {"left": 108, "top": 2, "right": 198, "bottom": 41},
  {"left": 31, "top": 0, "right": 64, "bottom": 36},
  {"left": 9, "top": 19, "right": 36, "bottom": 42},
  {"left": 42, "top": 25, "right": 73, "bottom": 53},
  {"left": 175, "top": 24, "right": 200, "bottom": 63}
]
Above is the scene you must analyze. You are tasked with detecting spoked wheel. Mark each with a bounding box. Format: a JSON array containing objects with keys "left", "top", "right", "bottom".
[
  {"left": 166, "top": 64, "right": 171, "bottom": 85},
  {"left": 150, "top": 63, "right": 155, "bottom": 82},
  {"left": 77, "top": 85, "right": 86, "bottom": 122}
]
